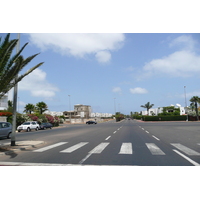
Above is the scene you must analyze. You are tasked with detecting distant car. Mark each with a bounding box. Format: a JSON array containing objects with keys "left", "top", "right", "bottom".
[
  {"left": 17, "top": 121, "right": 40, "bottom": 132},
  {"left": 0, "top": 122, "right": 12, "bottom": 139},
  {"left": 40, "top": 122, "right": 53, "bottom": 130},
  {"left": 86, "top": 121, "right": 97, "bottom": 124}
]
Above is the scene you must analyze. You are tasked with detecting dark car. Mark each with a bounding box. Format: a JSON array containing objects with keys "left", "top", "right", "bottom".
[
  {"left": 40, "top": 122, "right": 53, "bottom": 130},
  {"left": 86, "top": 121, "right": 97, "bottom": 124},
  {"left": 0, "top": 122, "right": 12, "bottom": 139}
]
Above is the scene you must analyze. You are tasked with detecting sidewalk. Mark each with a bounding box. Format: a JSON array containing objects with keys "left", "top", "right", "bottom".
[{"left": 0, "top": 140, "right": 44, "bottom": 155}]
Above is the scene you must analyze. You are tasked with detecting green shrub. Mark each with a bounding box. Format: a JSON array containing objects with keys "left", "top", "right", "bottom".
[{"left": 142, "top": 115, "right": 187, "bottom": 121}]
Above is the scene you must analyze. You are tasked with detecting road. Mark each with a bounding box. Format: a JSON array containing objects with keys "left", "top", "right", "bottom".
[{"left": 0, "top": 119, "right": 200, "bottom": 166}]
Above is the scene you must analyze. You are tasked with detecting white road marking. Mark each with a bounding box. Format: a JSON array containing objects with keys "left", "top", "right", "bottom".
[
  {"left": 89, "top": 142, "right": 109, "bottom": 154},
  {"left": 113, "top": 131, "right": 117, "bottom": 134},
  {"left": 145, "top": 143, "right": 165, "bottom": 155},
  {"left": 33, "top": 142, "right": 68, "bottom": 152},
  {"left": 173, "top": 149, "right": 200, "bottom": 166},
  {"left": 79, "top": 142, "right": 109, "bottom": 164},
  {"left": 60, "top": 142, "right": 88, "bottom": 153},
  {"left": 105, "top": 136, "right": 111, "bottom": 140},
  {"left": 141, "top": 128, "right": 144, "bottom": 130},
  {"left": 145, "top": 131, "right": 149, "bottom": 134},
  {"left": 119, "top": 143, "right": 133, "bottom": 154},
  {"left": 152, "top": 135, "right": 160, "bottom": 141},
  {"left": 171, "top": 143, "right": 200, "bottom": 156}
]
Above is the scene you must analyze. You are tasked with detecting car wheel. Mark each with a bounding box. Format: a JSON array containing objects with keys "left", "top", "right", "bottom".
[
  {"left": 27, "top": 127, "right": 31, "bottom": 132},
  {"left": 35, "top": 127, "right": 39, "bottom": 131},
  {"left": 7, "top": 132, "right": 11, "bottom": 139},
  {"left": 18, "top": 130, "right": 21, "bottom": 132}
]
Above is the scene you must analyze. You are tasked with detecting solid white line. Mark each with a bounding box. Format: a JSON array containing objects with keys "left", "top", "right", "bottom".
[
  {"left": 171, "top": 143, "right": 200, "bottom": 156},
  {"left": 152, "top": 135, "right": 160, "bottom": 141},
  {"left": 173, "top": 149, "right": 200, "bottom": 166},
  {"left": 119, "top": 143, "right": 133, "bottom": 154},
  {"left": 79, "top": 154, "right": 92, "bottom": 164},
  {"left": 0, "top": 161, "right": 75, "bottom": 166},
  {"left": 79, "top": 142, "right": 109, "bottom": 164},
  {"left": 33, "top": 142, "right": 68, "bottom": 152},
  {"left": 145, "top": 143, "right": 165, "bottom": 155},
  {"left": 105, "top": 136, "right": 111, "bottom": 140},
  {"left": 60, "top": 142, "right": 88, "bottom": 153},
  {"left": 89, "top": 142, "right": 109, "bottom": 154}
]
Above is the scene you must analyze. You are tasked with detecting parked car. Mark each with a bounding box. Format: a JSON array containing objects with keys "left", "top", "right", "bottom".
[
  {"left": 86, "top": 120, "right": 97, "bottom": 124},
  {"left": 0, "top": 122, "right": 12, "bottom": 139},
  {"left": 17, "top": 121, "right": 40, "bottom": 132},
  {"left": 40, "top": 122, "right": 53, "bottom": 130}
]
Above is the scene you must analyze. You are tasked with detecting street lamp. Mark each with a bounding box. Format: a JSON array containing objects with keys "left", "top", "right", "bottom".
[
  {"left": 68, "top": 95, "right": 71, "bottom": 124},
  {"left": 184, "top": 86, "right": 188, "bottom": 121}
]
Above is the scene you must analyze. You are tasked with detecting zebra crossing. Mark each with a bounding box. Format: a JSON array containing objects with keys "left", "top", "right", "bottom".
[{"left": 32, "top": 141, "right": 200, "bottom": 156}]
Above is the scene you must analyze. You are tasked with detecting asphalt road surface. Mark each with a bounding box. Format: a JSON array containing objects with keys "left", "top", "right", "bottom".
[{"left": 0, "top": 119, "right": 200, "bottom": 166}]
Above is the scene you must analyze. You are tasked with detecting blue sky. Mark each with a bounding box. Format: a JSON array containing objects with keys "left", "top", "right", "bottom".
[{"left": 2, "top": 33, "right": 200, "bottom": 115}]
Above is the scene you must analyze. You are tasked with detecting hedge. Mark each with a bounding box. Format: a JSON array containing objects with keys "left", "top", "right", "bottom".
[{"left": 142, "top": 115, "right": 187, "bottom": 121}]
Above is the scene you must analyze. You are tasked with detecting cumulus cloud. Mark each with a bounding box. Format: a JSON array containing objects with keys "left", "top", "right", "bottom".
[
  {"left": 27, "top": 33, "right": 125, "bottom": 63},
  {"left": 18, "top": 69, "right": 59, "bottom": 98},
  {"left": 140, "top": 35, "right": 200, "bottom": 78},
  {"left": 130, "top": 87, "right": 148, "bottom": 94},
  {"left": 112, "top": 87, "right": 122, "bottom": 94}
]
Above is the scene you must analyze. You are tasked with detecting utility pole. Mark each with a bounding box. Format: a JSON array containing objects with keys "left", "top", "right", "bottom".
[
  {"left": 184, "top": 86, "right": 188, "bottom": 121},
  {"left": 68, "top": 95, "right": 71, "bottom": 124},
  {"left": 11, "top": 33, "right": 20, "bottom": 146}
]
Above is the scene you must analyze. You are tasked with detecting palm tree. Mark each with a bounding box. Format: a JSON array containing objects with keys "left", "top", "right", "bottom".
[
  {"left": 141, "top": 102, "right": 154, "bottom": 115},
  {"left": 189, "top": 96, "right": 200, "bottom": 120},
  {"left": 36, "top": 101, "right": 48, "bottom": 114},
  {"left": 0, "top": 33, "right": 44, "bottom": 99},
  {"left": 24, "top": 103, "right": 35, "bottom": 114}
]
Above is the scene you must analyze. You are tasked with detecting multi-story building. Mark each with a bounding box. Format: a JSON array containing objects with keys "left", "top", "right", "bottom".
[{"left": 63, "top": 104, "right": 91, "bottom": 119}]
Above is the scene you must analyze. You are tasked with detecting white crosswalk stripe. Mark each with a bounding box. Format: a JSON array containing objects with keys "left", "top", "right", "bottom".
[
  {"left": 33, "top": 142, "right": 68, "bottom": 152},
  {"left": 119, "top": 143, "right": 133, "bottom": 154},
  {"left": 60, "top": 142, "right": 88, "bottom": 153},
  {"left": 89, "top": 142, "right": 109, "bottom": 154},
  {"left": 171, "top": 143, "right": 200, "bottom": 156},
  {"left": 145, "top": 143, "right": 165, "bottom": 155}
]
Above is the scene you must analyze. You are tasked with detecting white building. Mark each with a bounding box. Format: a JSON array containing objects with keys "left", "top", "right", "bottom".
[
  {"left": 44, "top": 111, "right": 63, "bottom": 116},
  {"left": 141, "top": 105, "right": 186, "bottom": 116},
  {"left": 0, "top": 94, "right": 8, "bottom": 110},
  {"left": 91, "top": 112, "right": 113, "bottom": 118}
]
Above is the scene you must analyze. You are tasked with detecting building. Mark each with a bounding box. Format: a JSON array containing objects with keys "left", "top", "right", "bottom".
[
  {"left": 63, "top": 104, "right": 91, "bottom": 119},
  {"left": 141, "top": 104, "right": 186, "bottom": 116},
  {"left": 0, "top": 94, "right": 8, "bottom": 110}
]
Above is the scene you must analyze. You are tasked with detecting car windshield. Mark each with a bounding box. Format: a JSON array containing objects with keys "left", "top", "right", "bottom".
[{"left": 23, "top": 122, "right": 30, "bottom": 125}]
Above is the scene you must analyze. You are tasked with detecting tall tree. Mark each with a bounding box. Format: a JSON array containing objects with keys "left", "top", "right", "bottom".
[
  {"left": 24, "top": 103, "right": 35, "bottom": 114},
  {"left": 141, "top": 102, "right": 154, "bottom": 115},
  {"left": 36, "top": 101, "right": 48, "bottom": 114},
  {"left": 189, "top": 96, "right": 200, "bottom": 120},
  {"left": 0, "top": 33, "right": 44, "bottom": 99}
]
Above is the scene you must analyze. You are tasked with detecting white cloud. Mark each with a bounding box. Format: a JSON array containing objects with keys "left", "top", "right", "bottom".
[
  {"left": 140, "top": 35, "right": 200, "bottom": 78},
  {"left": 18, "top": 69, "right": 59, "bottom": 98},
  {"left": 169, "top": 35, "right": 196, "bottom": 51},
  {"left": 95, "top": 51, "right": 111, "bottom": 63},
  {"left": 130, "top": 87, "right": 148, "bottom": 94},
  {"left": 112, "top": 87, "right": 122, "bottom": 94},
  {"left": 28, "top": 33, "right": 125, "bottom": 63}
]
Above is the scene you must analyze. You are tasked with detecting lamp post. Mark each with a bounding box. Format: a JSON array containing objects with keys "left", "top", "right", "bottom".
[
  {"left": 68, "top": 95, "right": 71, "bottom": 124},
  {"left": 184, "top": 86, "right": 188, "bottom": 121},
  {"left": 11, "top": 33, "right": 20, "bottom": 146}
]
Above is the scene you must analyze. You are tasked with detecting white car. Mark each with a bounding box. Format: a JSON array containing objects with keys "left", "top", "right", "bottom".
[{"left": 17, "top": 121, "right": 40, "bottom": 132}]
